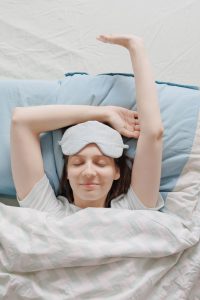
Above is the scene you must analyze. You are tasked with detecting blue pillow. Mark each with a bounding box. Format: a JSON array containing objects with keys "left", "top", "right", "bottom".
[{"left": 0, "top": 73, "right": 199, "bottom": 202}]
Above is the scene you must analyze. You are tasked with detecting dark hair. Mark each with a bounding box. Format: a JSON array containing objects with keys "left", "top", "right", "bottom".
[{"left": 58, "top": 126, "right": 134, "bottom": 208}]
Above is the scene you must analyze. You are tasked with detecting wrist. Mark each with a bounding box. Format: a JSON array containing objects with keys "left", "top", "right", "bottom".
[
  {"left": 97, "top": 105, "right": 111, "bottom": 124},
  {"left": 128, "top": 38, "right": 145, "bottom": 52},
  {"left": 83, "top": 105, "right": 110, "bottom": 124}
]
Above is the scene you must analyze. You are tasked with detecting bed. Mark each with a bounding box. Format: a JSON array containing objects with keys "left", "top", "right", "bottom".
[{"left": 0, "top": 72, "right": 200, "bottom": 299}]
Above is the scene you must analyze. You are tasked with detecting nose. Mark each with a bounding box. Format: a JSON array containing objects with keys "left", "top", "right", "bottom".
[{"left": 81, "top": 162, "right": 97, "bottom": 177}]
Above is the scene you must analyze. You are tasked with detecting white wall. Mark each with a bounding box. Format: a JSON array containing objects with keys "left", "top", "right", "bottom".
[{"left": 0, "top": 0, "right": 199, "bottom": 86}]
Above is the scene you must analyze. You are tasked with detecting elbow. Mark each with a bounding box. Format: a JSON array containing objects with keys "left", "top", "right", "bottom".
[
  {"left": 142, "top": 126, "right": 164, "bottom": 140},
  {"left": 11, "top": 107, "right": 24, "bottom": 124},
  {"left": 154, "top": 127, "right": 164, "bottom": 140}
]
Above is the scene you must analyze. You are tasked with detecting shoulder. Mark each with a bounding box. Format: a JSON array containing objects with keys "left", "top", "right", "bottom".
[
  {"left": 18, "top": 173, "right": 77, "bottom": 216},
  {"left": 111, "top": 185, "right": 164, "bottom": 211}
]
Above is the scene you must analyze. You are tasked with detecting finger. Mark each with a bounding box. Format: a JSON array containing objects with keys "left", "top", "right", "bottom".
[
  {"left": 127, "top": 119, "right": 136, "bottom": 125},
  {"left": 126, "top": 123, "right": 135, "bottom": 131},
  {"left": 124, "top": 124, "right": 139, "bottom": 135},
  {"left": 96, "top": 35, "right": 107, "bottom": 42},
  {"left": 129, "top": 130, "right": 140, "bottom": 138},
  {"left": 133, "top": 131, "right": 140, "bottom": 138},
  {"left": 135, "top": 125, "right": 140, "bottom": 130},
  {"left": 123, "top": 129, "right": 136, "bottom": 138},
  {"left": 122, "top": 127, "right": 140, "bottom": 138},
  {"left": 97, "top": 35, "right": 113, "bottom": 43},
  {"left": 131, "top": 118, "right": 139, "bottom": 125},
  {"left": 97, "top": 35, "right": 107, "bottom": 39},
  {"left": 127, "top": 120, "right": 140, "bottom": 128},
  {"left": 127, "top": 113, "right": 138, "bottom": 121},
  {"left": 128, "top": 110, "right": 138, "bottom": 117},
  {"left": 131, "top": 111, "right": 138, "bottom": 118},
  {"left": 127, "top": 122, "right": 140, "bottom": 131}
]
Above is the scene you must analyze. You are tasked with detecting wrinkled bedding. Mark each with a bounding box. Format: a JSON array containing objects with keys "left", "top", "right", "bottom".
[{"left": 0, "top": 109, "right": 200, "bottom": 299}]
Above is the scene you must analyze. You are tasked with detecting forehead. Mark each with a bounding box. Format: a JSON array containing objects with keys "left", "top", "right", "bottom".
[{"left": 71, "top": 144, "right": 108, "bottom": 158}]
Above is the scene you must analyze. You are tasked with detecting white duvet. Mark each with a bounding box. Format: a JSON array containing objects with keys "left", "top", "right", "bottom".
[
  {"left": 0, "top": 198, "right": 200, "bottom": 299},
  {"left": 0, "top": 119, "right": 200, "bottom": 300}
]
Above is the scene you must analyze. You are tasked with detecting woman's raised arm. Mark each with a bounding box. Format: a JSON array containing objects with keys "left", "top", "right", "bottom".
[
  {"left": 11, "top": 102, "right": 140, "bottom": 201},
  {"left": 97, "top": 34, "right": 164, "bottom": 208},
  {"left": 128, "top": 40, "right": 164, "bottom": 208},
  {"left": 11, "top": 105, "right": 109, "bottom": 200}
]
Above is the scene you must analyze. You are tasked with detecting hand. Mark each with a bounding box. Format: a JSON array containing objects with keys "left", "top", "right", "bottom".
[
  {"left": 105, "top": 106, "right": 140, "bottom": 139},
  {"left": 96, "top": 34, "right": 144, "bottom": 50}
]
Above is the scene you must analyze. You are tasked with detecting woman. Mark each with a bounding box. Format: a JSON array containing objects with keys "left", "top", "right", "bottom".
[{"left": 10, "top": 34, "right": 164, "bottom": 216}]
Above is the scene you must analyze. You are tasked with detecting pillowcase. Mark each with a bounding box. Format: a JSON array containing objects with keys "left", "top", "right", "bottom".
[{"left": 0, "top": 73, "right": 199, "bottom": 204}]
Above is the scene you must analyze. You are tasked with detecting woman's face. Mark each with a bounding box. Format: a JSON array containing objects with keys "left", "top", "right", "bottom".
[{"left": 66, "top": 143, "right": 120, "bottom": 208}]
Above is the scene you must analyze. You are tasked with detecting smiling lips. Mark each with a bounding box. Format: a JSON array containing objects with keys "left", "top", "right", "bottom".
[
  {"left": 81, "top": 183, "right": 99, "bottom": 185},
  {"left": 81, "top": 183, "right": 99, "bottom": 189}
]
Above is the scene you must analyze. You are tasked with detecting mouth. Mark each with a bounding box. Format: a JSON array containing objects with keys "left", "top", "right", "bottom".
[
  {"left": 80, "top": 184, "right": 99, "bottom": 189},
  {"left": 80, "top": 183, "right": 99, "bottom": 185}
]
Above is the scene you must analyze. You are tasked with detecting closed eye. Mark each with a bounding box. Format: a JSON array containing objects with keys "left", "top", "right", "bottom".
[
  {"left": 98, "top": 163, "right": 106, "bottom": 167},
  {"left": 72, "top": 162, "right": 107, "bottom": 167},
  {"left": 97, "top": 160, "right": 107, "bottom": 166}
]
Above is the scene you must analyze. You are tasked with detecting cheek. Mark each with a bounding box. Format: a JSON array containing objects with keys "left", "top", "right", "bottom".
[
  {"left": 101, "top": 168, "right": 116, "bottom": 182},
  {"left": 66, "top": 168, "right": 77, "bottom": 180},
  {"left": 66, "top": 165, "right": 73, "bottom": 178}
]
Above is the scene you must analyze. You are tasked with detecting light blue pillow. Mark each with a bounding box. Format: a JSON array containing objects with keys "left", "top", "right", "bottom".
[{"left": 0, "top": 73, "right": 199, "bottom": 202}]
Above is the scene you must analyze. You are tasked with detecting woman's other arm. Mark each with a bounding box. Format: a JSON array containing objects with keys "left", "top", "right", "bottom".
[{"left": 11, "top": 105, "right": 108, "bottom": 200}]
